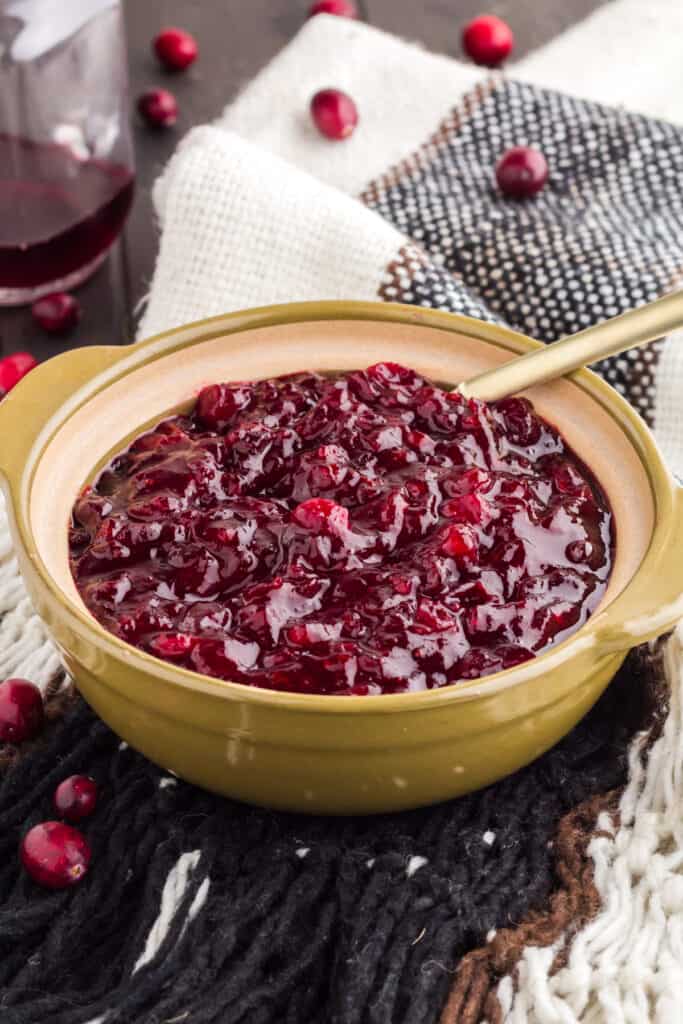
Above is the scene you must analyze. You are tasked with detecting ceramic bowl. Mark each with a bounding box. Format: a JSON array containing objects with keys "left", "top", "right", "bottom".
[{"left": 1, "top": 302, "right": 681, "bottom": 814}]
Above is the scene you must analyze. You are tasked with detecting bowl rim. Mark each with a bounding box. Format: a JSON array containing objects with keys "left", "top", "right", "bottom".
[{"left": 2, "top": 299, "right": 681, "bottom": 715}]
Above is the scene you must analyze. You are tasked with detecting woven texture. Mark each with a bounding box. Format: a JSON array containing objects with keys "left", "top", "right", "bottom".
[
  {"left": 2, "top": 5, "right": 683, "bottom": 1022},
  {"left": 0, "top": 648, "right": 665, "bottom": 1024}
]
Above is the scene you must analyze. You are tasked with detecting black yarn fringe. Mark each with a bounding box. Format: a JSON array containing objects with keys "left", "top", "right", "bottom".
[{"left": 0, "top": 648, "right": 660, "bottom": 1024}]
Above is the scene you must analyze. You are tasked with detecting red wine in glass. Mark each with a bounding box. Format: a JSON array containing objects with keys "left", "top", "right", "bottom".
[{"left": 0, "top": 134, "right": 135, "bottom": 305}]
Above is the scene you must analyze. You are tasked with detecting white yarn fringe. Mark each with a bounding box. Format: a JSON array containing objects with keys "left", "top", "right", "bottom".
[
  {"left": 0, "top": 494, "right": 61, "bottom": 692},
  {"left": 132, "top": 850, "right": 210, "bottom": 974},
  {"left": 498, "top": 626, "right": 683, "bottom": 1022}
]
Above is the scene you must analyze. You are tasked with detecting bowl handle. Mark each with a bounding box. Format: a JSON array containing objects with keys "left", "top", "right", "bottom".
[
  {"left": 594, "top": 486, "right": 683, "bottom": 654},
  {"left": 0, "top": 345, "right": 132, "bottom": 487}
]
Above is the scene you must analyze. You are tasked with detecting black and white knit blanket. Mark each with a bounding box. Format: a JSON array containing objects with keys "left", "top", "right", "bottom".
[{"left": 2, "top": 8, "right": 683, "bottom": 1022}]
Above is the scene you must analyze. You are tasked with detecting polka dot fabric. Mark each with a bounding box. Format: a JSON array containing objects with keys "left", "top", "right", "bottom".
[
  {"left": 379, "top": 243, "right": 496, "bottom": 322},
  {"left": 364, "top": 78, "right": 683, "bottom": 425}
]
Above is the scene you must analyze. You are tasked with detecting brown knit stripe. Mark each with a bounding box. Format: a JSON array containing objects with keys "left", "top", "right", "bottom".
[
  {"left": 440, "top": 641, "right": 670, "bottom": 1024},
  {"left": 378, "top": 242, "right": 432, "bottom": 304},
  {"left": 360, "top": 77, "right": 499, "bottom": 206}
]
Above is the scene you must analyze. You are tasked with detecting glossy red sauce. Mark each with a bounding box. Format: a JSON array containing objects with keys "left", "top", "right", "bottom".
[{"left": 69, "top": 363, "right": 613, "bottom": 695}]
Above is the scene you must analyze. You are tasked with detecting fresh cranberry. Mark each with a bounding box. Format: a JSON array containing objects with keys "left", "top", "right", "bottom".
[
  {"left": 308, "top": 0, "right": 358, "bottom": 17},
  {"left": 32, "top": 291, "right": 81, "bottom": 334},
  {"left": 496, "top": 146, "right": 549, "bottom": 198},
  {"left": 21, "top": 822, "right": 91, "bottom": 889},
  {"left": 53, "top": 776, "right": 98, "bottom": 822},
  {"left": 70, "top": 363, "right": 612, "bottom": 696},
  {"left": 0, "top": 352, "right": 37, "bottom": 398},
  {"left": 137, "top": 89, "right": 178, "bottom": 128},
  {"left": 153, "top": 27, "right": 198, "bottom": 71},
  {"left": 0, "top": 679, "right": 43, "bottom": 743},
  {"left": 462, "top": 14, "right": 514, "bottom": 66},
  {"left": 311, "top": 89, "right": 358, "bottom": 141}
]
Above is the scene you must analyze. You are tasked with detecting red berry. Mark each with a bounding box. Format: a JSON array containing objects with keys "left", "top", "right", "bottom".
[
  {"left": 0, "top": 352, "right": 37, "bottom": 398},
  {"left": 308, "top": 0, "right": 358, "bottom": 16},
  {"left": 54, "top": 775, "right": 98, "bottom": 822},
  {"left": 286, "top": 624, "right": 311, "bottom": 646},
  {"left": 32, "top": 291, "right": 81, "bottom": 334},
  {"left": 137, "top": 88, "right": 178, "bottom": 128},
  {"left": 442, "top": 493, "right": 491, "bottom": 526},
  {"left": 21, "top": 821, "right": 91, "bottom": 889},
  {"left": 0, "top": 678, "right": 43, "bottom": 744},
  {"left": 149, "top": 633, "right": 196, "bottom": 658},
  {"left": 440, "top": 524, "right": 478, "bottom": 560},
  {"left": 153, "top": 27, "right": 198, "bottom": 71},
  {"left": 311, "top": 89, "right": 358, "bottom": 141},
  {"left": 292, "top": 497, "right": 349, "bottom": 533},
  {"left": 496, "top": 146, "right": 549, "bottom": 198},
  {"left": 196, "top": 382, "right": 253, "bottom": 430},
  {"left": 462, "top": 14, "right": 514, "bottom": 67}
]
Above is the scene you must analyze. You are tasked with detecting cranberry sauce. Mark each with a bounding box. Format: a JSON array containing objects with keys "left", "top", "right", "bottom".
[{"left": 69, "top": 363, "right": 613, "bottom": 695}]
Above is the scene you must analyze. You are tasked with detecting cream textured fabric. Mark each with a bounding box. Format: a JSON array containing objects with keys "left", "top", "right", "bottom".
[
  {"left": 139, "top": 127, "right": 404, "bottom": 337},
  {"left": 2, "top": 4, "right": 683, "bottom": 1020},
  {"left": 139, "top": 8, "right": 683, "bottom": 481},
  {"left": 498, "top": 627, "right": 683, "bottom": 1023}
]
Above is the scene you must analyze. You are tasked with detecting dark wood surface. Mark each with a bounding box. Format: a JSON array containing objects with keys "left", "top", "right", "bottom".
[{"left": 0, "top": 0, "right": 605, "bottom": 359}]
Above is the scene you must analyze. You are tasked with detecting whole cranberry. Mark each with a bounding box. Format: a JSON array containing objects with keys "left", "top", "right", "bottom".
[
  {"left": 137, "top": 88, "right": 178, "bottom": 128},
  {"left": 462, "top": 14, "right": 514, "bottom": 66},
  {"left": 32, "top": 291, "right": 81, "bottom": 334},
  {"left": 21, "top": 821, "right": 91, "bottom": 889},
  {"left": 308, "top": 0, "right": 358, "bottom": 17},
  {"left": 496, "top": 146, "right": 549, "bottom": 198},
  {"left": 54, "top": 775, "right": 98, "bottom": 822},
  {"left": 0, "top": 678, "right": 44, "bottom": 743},
  {"left": 153, "top": 27, "right": 198, "bottom": 71},
  {"left": 0, "top": 351, "right": 37, "bottom": 398},
  {"left": 311, "top": 89, "right": 358, "bottom": 140}
]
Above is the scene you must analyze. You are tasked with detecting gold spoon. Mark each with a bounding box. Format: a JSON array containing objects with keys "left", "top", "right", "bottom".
[{"left": 459, "top": 289, "right": 683, "bottom": 401}]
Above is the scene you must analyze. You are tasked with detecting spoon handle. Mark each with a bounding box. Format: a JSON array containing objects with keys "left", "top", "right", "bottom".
[{"left": 459, "top": 289, "right": 683, "bottom": 402}]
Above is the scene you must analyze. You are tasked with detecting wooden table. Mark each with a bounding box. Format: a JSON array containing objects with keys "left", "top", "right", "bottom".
[{"left": 0, "top": 0, "right": 604, "bottom": 361}]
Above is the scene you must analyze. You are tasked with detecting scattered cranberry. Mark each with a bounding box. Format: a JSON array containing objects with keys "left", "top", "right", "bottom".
[
  {"left": 137, "top": 88, "right": 178, "bottom": 128},
  {"left": 308, "top": 0, "right": 358, "bottom": 16},
  {"left": 462, "top": 14, "right": 514, "bottom": 66},
  {"left": 54, "top": 775, "right": 98, "bottom": 822},
  {"left": 153, "top": 27, "right": 198, "bottom": 71},
  {"left": 32, "top": 291, "right": 81, "bottom": 334},
  {"left": 0, "top": 678, "right": 43, "bottom": 744},
  {"left": 0, "top": 352, "right": 37, "bottom": 398},
  {"left": 310, "top": 88, "right": 358, "bottom": 140},
  {"left": 496, "top": 146, "right": 549, "bottom": 198},
  {"left": 21, "top": 822, "right": 91, "bottom": 889}
]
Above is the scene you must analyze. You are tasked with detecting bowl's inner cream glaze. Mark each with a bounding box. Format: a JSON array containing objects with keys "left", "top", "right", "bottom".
[{"left": 31, "top": 319, "right": 653, "bottom": 626}]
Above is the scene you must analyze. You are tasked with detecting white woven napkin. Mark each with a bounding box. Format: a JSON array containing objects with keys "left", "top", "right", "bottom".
[{"left": 138, "top": 5, "right": 683, "bottom": 480}]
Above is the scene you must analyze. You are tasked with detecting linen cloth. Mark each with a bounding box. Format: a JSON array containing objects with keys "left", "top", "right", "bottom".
[{"left": 2, "top": 4, "right": 683, "bottom": 1022}]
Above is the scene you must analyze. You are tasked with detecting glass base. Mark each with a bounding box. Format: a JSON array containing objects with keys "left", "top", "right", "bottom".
[{"left": 0, "top": 248, "right": 109, "bottom": 306}]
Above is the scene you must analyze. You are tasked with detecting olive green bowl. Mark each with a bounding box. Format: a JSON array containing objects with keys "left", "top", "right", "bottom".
[{"left": 1, "top": 302, "right": 681, "bottom": 814}]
